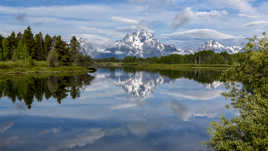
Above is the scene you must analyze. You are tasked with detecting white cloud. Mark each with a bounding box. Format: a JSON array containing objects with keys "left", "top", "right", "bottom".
[
  {"left": 171, "top": 8, "right": 193, "bottom": 28},
  {"left": 244, "top": 20, "right": 268, "bottom": 27},
  {"left": 111, "top": 103, "right": 137, "bottom": 110},
  {"left": 169, "top": 101, "right": 192, "bottom": 121},
  {"left": 163, "top": 29, "right": 236, "bottom": 39},
  {"left": 196, "top": 10, "right": 228, "bottom": 17},
  {"left": 238, "top": 13, "right": 258, "bottom": 18},
  {"left": 0, "top": 5, "right": 114, "bottom": 19},
  {"left": 76, "top": 34, "right": 113, "bottom": 47},
  {"left": 221, "top": 0, "right": 256, "bottom": 14},
  {"left": 79, "top": 26, "right": 124, "bottom": 39},
  {"left": 166, "top": 89, "right": 225, "bottom": 101},
  {"left": 171, "top": 7, "right": 228, "bottom": 28},
  {"left": 115, "top": 51, "right": 124, "bottom": 55},
  {"left": 46, "top": 129, "right": 105, "bottom": 151},
  {"left": 111, "top": 16, "right": 139, "bottom": 25}
]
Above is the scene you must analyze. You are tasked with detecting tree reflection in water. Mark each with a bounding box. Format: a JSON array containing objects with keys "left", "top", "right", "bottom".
[{"left": 0, "top": 74, "right": 94, "bottom": 109}]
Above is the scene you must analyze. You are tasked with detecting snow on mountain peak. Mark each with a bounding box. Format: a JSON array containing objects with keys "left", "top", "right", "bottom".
[
  {"left": 199, "top": 40, "right": 242, "bottom": 54},
  {"left": 201, "top": 40, "right": 225, "bottom": 50},
  {"left": 112, "top": 29, "right": 166, "bottom": 58}
]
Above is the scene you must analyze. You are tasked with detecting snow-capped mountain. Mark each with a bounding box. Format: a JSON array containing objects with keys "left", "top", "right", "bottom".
[
  {"left": 78, "top": 30, "right": 244, "bottom": 58},
  {"left": 105, "top": 29, "right": 193, "bottom": 58},
  {"left": 198, "top": 40, "right": 242, "bottom": 54},
  {"left": 80, "top": 29, "right": 192, "bottom": 59}
]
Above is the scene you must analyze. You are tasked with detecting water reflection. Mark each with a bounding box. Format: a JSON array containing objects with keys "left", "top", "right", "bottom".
[
  {"left": 96, "top": 68, "right": 224, "bottom": 99},
  {"left": 0, "top": 68, "right": 233, "bottom": 151},
  {"left": 0, "top": 74, "right": 94, "bottom": 109}
]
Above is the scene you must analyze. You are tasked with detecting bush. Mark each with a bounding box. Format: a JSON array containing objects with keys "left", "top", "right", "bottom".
[{"left": 206, "top": 33, "right": 268, "bottom": 151}]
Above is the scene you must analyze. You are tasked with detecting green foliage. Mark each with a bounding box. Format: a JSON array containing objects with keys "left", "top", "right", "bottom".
[
  {"left": 123, "top": 56, "right": 137, "bottom": 63},
  {"left": 69, "top": 36, "right": 92, "bottom": 66},
  {"left": 23, "top": 27, "right": 35, "bottom": 56},
  {"left": 53, "top": 36, "right": 72, "bottom": 65},
  {"left": 206, "top": 33, "right": 268, "bottom": 151},
  {"left": 1, "top": 39, "right": 9, "bottom": 61},
  {"left": 70, "top": 36, "right": 80, "bottom": 54},
  {"left": 44, "top": 34, "right": 53, "bottom": 58},
  {"left": 32, "top": 32, "right": 45, "bottom": 60},
  {"left": 98, "top": 50, "right": 241, "bottom": 65},
  {"left": 47, "top": 49, "right": 59, "bottom": 67},
  {"left": 0, "top": 27, "right": 92, "bottom": 68},
  {"left": 13, "top": 39, "right": 24, "bottom": 60},
  {"left": 7, "top": 32, "right": 17, "bottom": 59}
]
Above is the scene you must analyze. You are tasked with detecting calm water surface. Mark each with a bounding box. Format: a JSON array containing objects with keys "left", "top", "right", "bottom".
[{"left": 0, "top": 68, "right": 235, "bottom": 151}]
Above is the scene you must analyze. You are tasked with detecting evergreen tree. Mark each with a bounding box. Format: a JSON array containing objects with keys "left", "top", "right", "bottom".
[
  {"left": 14, "top": 39, "right": 24, "bottom": 60},
  {"left": 70, "top": 36, "right": 81, "bottom": 63},
  {"left": 33, "top": 32, "right": 45, "bottom": 60},
  {"left": 7, "top": 32, "right": 17, "bottom": 59},
  {"left": 44, "top": 34, "right": 53, "bottom": 58},
  {"left": 0, "top": 35, "right": 4, "bottom": 50},
  {"left": 0, "top": 35, "right": 3, "bottom": 60},
  {"left": 16, "top": 32, "right": 23, "bottom": 43},
  {"left": 54, "top": 36, "right": 71, "bottom": 65},
  {"left": 22, "top": 42, "right": 30, "bottom": 64},
  {"left": 70, "top": 36, "right": 80, "bottom": 54},
  {"left": 1, "top": 39, "right": 9, "bottom": 61},
  {"left": 23, "top": 26, "right": 35, "bottom": 58}
]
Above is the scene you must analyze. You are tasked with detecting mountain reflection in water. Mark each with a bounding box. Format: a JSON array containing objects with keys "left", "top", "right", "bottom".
[{"left": 0, "top": 68, "right": 233, "bottom": 151}]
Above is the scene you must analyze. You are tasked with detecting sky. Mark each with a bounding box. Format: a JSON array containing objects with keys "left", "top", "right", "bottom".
[{"left": 0, "top": 0, "right": 268, "bottom": 47}]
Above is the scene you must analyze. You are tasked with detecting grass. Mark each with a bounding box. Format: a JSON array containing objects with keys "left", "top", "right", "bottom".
[
  {"left": 0, "top": 60, "right": 88, "bottom": 76},
  {"left": 96, "top": 62, "right": 233, "bottom": 71}
]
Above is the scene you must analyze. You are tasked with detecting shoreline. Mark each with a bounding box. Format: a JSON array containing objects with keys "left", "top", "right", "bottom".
[
  {"left": 0, "top": 61, "right": 91, "bottom": 76},
  {"left": 0, "top": 66, "right": 88, "bottom": 77}
]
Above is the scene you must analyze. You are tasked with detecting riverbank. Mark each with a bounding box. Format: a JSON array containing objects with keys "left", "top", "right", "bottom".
[
  {"left": 96, "top": 62, "right": 233, "bottom": 71},
  {"left": 0, "top": 61, "right": 89, "bottom": 76}
]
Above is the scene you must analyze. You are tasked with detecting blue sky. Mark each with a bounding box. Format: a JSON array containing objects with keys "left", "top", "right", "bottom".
[{"left": 0, "top": 0, "right": 268, "bottom": 47}]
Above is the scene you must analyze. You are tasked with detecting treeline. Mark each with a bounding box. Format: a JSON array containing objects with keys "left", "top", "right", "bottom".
[
  {"left": 0, "top": 26, "right": 91, "bottom": 67},
  {"left": 97, "top": 50, "right": 243, "bottom": 65}
]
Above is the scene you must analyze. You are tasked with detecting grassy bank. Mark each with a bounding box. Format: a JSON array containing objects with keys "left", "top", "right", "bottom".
[
  {"left": 0, "top": 60, "right": 88, "bottom": 76},
  {"left": 96, "top": 62, "right": 233, "bottom": 71}
]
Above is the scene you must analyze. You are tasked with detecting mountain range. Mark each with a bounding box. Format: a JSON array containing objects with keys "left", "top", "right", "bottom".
[{"left": 78, "top": 29, "right": 243, "bottom": 59}]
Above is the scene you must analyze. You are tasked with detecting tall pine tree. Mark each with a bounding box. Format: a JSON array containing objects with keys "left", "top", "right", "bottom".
[
  {"left": 14, "top": 39, "right": 24, "bottom": 60},
  {"left": 69, "top": 36, "right": 80, "bottom": 62},
  {"left": 7, "top": 32, "right": 17, "bottom": 60},
  {"left": 54, "top": 36, "right": 71, "bottom": 65},
  {"left": 1, "top": 39, "right": 9, "bottom": 61},
  {"left": 23, "top": 26, "right": 34, "bottom": 58},
  {"left": 33, "top": 32, "right": 45, "bottom": 60},
  {"left": 44, "top": 34, "right": 53, "bottom": 59}
]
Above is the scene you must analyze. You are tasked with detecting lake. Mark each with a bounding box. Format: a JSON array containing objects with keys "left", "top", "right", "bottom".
[{"left": 0, "top": 68, "right": 235, "bottom": 151}]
